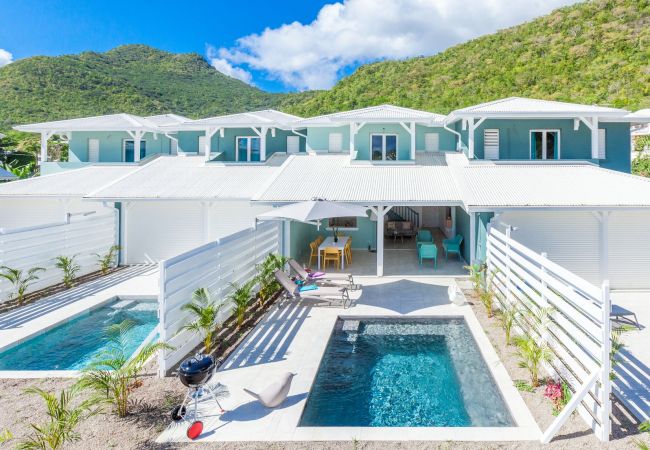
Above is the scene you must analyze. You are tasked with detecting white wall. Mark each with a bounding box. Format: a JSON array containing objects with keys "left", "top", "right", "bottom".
[
  {"left": 0, "top": 198, "right": 114, "bottom": 229},
  {"left": 494, "top": 210, "right": 650, "bottom": 290},
  {"left": 124, "top": 200, "right": 272, "bottom": 264}
]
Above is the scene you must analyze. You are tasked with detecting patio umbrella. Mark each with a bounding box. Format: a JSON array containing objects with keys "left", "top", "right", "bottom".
[{"left": 256, "top": 199, "right": 369, "bottom": 226}]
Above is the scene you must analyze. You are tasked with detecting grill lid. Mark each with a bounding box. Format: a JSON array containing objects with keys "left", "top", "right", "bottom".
[{"left": 179, "top": 353, "right": 215, "bottom": 376}]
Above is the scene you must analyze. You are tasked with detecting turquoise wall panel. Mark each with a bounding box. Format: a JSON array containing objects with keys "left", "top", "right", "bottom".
[
  {"left": 455, "top": 206, "right": 471, "bottom": 263},
  {"left": 177, "top": 131, "right": 203, "bottom": 153},
  {"left": 209, "top": 128, "right": 305, "bottom": 161},
  {"left": 68, "top": 131, "right": 171, "bottom": 162},
  {"left": 354, "top": 123, "right": 410, "bottom": 160},
  {"left": 455, "top": 119, "right": 631, "bottom": 172},
  {"left": 475, "top": 212, "right": 494, "bottom": 263},
  {"left": 415, "top": 125, "right": 457, "bottom": 151}
]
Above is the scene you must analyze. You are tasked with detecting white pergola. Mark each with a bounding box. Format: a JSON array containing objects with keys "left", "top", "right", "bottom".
[
  {"left": 446, "top": 97, "right": 635, "bottom": 160},
  {"left": 13, "top": 114, "right": 161, "bottom": 164},
  {"left": 165, "top": 110, "right": 301, "bottom": 162}
]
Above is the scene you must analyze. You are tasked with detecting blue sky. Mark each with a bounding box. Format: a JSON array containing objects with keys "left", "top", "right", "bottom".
[{"left": 0, "top": 0, "right": 577, "bottom": 92}]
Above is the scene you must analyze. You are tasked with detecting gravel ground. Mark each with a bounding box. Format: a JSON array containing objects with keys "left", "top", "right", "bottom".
[{"left": 0, "top": 286, "right": 646, "bottom": 449}]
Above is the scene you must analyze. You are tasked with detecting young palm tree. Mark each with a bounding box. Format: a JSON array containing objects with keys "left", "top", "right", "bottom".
[
  {"left": 93, "top": 245, "right": 121, "bottom": 275},
  {"left": 16, "top": 384, "right": 99, "bottom": 450},
  {"left": 513, "top": 334, "right": 552, "bottom": 387},
  {"left": 54, "top": 255, "right": 80, "bottom": 288},
  {"left": 181, "top": 288, "right": 224, "bottom": 354},
  {"left": 80, "top": 320, "right": 172, "bottom": 418},
  {"left": 255, "top": 253, "right": 289, "bottom": 305},
  {"left": 0, "top": 266, "right": 45, "bottom": 305},
  {"left": 228, "top": 280, "right": 255, "bottom": 329},
  {"left": 497, "top": 302, "right": 519, "bottom": 345}
]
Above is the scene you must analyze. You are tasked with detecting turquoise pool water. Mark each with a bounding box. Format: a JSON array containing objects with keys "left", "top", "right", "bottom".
[
  {"left": 299, "top": 317, "right": 514, "bottom": 427},
  {"left": 0, "top": 299, "right": 159, "bottom": 371}
]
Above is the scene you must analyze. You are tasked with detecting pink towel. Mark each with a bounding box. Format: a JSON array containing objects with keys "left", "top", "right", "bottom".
[{"left": 310, "top": 271, "right": 326, "bottom": 278}]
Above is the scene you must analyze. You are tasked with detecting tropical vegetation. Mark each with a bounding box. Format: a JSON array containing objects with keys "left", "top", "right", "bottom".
[
  {"left": 94, "top": 245, "right": 121, "bottom": 275},
  {"left": 80, "top": 320, "right": 172, "bottom": 417},
  {"left": 0, "top": 265, "right": 45, "bottom": 304},
  {"left": 255, "top": 253, "right": 289, "bottom": 305},
  {"left": 181, "top": 287, "right": 224, "bottom": 354},
  {"left": 54, "top": 255, "right": 80, "bottom": 288},
  {"left": 228, "top": 280, "right": 256, "bottom": 328}
]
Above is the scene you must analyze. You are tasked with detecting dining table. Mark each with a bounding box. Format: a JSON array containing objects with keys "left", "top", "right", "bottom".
[{"left": 317, "top": 236, "right": 349, "bottom": 270}]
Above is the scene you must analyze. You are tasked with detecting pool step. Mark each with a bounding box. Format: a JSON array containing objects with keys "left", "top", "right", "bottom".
[
  {"left": 342, "top": 320, "right": 360, "bottom": 332},
  {"left": 111, "top": 299, "right": 135, "bottom": 309}
]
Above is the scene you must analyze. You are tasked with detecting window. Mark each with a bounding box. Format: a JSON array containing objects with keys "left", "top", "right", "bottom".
[
  {"left": 328, "top": 133, "right": 343, "bottom": 152},
  {"left": 530, "top": 130, "right": 560, "bottom": 160},
  {"left": 328, "top": 217, "right": 357, "bottom": 229},
  {"left": 88, "top": 138, "right": 99, "bottom": 162},
  {"left": 371, "top": 134, "right": 398, "bottom": 161},
  {"left": 598, "top": 128, "right": 606, "bottom": 159},
  {"left": 424, "top": 133, "right": 439, "bottom": 152},
  {"left": 236, "top": 136, "right": 261, "bottom": 162},
  {"left": 483, "top": 129, "right": 499, "bottom": 160},
  {"left": 123, "top": 140, "right": 147, "bottom": 162},
  {"left": 287, "top": 135, "right": 300, "bottom": 154}
]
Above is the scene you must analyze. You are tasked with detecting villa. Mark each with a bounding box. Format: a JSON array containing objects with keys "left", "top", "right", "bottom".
[{"left": 1, "top": 97, "right": 650, "bottom": 444}]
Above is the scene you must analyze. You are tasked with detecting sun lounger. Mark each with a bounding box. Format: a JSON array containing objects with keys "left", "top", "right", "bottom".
[
  {"left": 274, "top": 269, "right": 351, "bottom": 308},
  {"left": 288, "top": 259, "right": 356, "bottom": 290},
  {"left": 611, "top": 304, "right": 641, "bottom": 329}
]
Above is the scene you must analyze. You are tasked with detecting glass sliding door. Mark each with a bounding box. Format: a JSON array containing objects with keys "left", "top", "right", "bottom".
[
  {"left": 370, "top": 134, "right": 398, "bottom": 161},
  {"left": 531, "top": 130, "right": 559, "bottom": 160},
  {"left": 123, "top": 140, "right": 147, "bottom": 162},
  {"left": 236, "top": 136, "right": 260, "bottom": 162}
]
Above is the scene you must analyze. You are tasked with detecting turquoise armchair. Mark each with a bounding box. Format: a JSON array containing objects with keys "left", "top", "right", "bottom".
[
  {"left": 442, "top": 234, "right": 463, "bottom": 260},
  {"left": 416, "top": 230, "right": 433, "bottom": 249},
  {"left": 418, "top": 243, "right": 437, "bottom": 269}
]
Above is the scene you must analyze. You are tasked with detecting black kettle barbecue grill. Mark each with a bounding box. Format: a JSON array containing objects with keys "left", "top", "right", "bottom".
[{"left": 171, "top": 353, "right": 228, "bottom": 439}]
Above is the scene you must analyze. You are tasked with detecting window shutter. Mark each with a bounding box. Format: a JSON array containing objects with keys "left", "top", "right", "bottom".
[
  {"left": 484, "top": 129, "right": 499, "bottom": 160},
  {"left": 329, "top": 133, "right": 343, "bottom": 152},
  {"left": 598, "top": 129, "right": 606, "bottom": 159},
  {"left": 287, "top": 136, "right": 300, "bottom": 153},
  {"left": 170, "top": 139, "right": 178, "bottom": 155},
  {"left": 88, "top": 139, "right": 99, "bottom": 162},
  {"left": 424, "top": 133, "right": 439, "bottom": 152}
]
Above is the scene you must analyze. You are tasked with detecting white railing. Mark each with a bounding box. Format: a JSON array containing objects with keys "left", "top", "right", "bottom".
[
  {"left": 486, "top": 226, "right": 611, "bottom": 443},
  {"left": 157, "top": 221, "right": 281, "bottom": 376},
  {"left": 0, "top": 211, "right": 119, "bottom": 303}
]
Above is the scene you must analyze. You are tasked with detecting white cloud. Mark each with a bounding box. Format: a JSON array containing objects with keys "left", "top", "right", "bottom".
[
  {"left": 206, "top": 45, "right": 253, "bottom": 85},
  {"left": 212, "top": 0, "right": 578, "bottom": 90},
  {"left": 0, "top": 49, "right": 13, "bottom": 67}
]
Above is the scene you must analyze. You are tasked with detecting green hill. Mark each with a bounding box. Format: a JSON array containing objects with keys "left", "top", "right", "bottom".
[
  {"left": 0, "top": 45, "right": 284, "bottom": 128},
  {"left": 284, "top": 0, "right": 650, "bottom": 116}
]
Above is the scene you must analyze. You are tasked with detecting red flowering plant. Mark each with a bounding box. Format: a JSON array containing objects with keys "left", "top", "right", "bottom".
[{"left": 544, "top": 379, "right": 571, "bottom": 415}]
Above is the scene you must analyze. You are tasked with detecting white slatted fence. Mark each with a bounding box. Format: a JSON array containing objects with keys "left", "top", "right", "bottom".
[
  {"left": 157, "top": 221, "right": 281, "bottom": 376},
  {"left": 486, "top": 226, "right": 611, "bottom": 443},
  {"left": 0, "top": 211, "right": 119, "bottom": 303}
]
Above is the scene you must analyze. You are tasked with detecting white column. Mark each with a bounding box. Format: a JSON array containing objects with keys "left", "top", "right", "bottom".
[
  {"left": 470, "top": 212, "right": 476, "bottom": 263},
  {"left": 204, "top": 129, "right": 212, "bottom": 158},
  {"left": 410, "top": 122, "right": 416, "bottom": 160},
  {"left": 591, "top": 116, "right": 599, "bottom": 159},
  {"left": 260, "top": 126, "right": 268, "bottom": 161},
  {"left": 349, "top": 123, "right": 356, "bottom": 154},
  {"left": 40, "top": 132, "right": 50, "bottom": 164},
  {"left": 377, "top": 205, "right": 385, "bottom": 276},
  {"left": 121, "top": 202, "right": 130, "bottom": 264},
  {"left": 468, "top": 118, "right": 475, "bottom": 159},
  {"left": 283, "top": 219, "right": 291, "bottom": 257},
  {"left": 134, "top": 132, "right": 142, "bottom": 162}
]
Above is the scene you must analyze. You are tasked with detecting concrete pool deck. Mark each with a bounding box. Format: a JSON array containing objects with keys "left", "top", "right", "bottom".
[
  {"left": 156, "top": 276, "right": 541, "bottom": 443},
  {"left": 0, "top": 265, "right": 158, "bottom": 378}
]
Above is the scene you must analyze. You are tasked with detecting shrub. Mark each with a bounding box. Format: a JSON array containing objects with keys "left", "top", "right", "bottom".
[
  {"left": 54, "top": 255, "right": 80, "bottom": 288},
  {"left": 181, "top": 288, "right": 224, "bottom": 354},
  {"left": 463, "top": 263, "right": 485, "bottom": 295},
  {"left": 544, "top": 380, "right": 571, "bottom": 415},
  {"left": 0, "top": 266, "right": 45, "bottom": 305},
  {"left": 228, "top": 280, "right": 255, "bottom": 329},
  {"left": 16, "top": 385, "right": 99, "bottom": 450},
  {"left": 80, "top": 320, "right": 172, "bottom": 418},
  {"left": 94, "top": 245, "right": 120, "bottom": 275},
  {"left": 255, "top": 253, "right": 289, "bottom": 305},
  {"left": 497, "top": 302, "right": 519, "bottom": 345}
]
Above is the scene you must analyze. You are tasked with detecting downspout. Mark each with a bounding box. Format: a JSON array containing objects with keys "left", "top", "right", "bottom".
[
  {"left": 291, "top": 128, "right": 308, "bottom": 153},
  {"left": 163, "top": 132, "right": 179, "bottom": 155},
  {"left": 442, "top": 117, "right": 463, "bottom": 152}
]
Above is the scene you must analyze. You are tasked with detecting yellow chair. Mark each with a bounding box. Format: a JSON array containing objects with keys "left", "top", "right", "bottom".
[
  {"left": 344, "top": 239, "right": 352, "bottom": 265},
  {"left": 323, "top": 247, "right": 341, "bottom": 269},
  {"left": 309, "top": 241, "right": 320, "bottom": 266},
  {"left": 316, "top": 235, "right": 324, "bottom": 245}
]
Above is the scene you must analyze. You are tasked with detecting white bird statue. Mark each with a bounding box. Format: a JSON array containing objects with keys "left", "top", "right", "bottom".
[{"left": 243, "top": 372, "right": 296, "bottom": 408}]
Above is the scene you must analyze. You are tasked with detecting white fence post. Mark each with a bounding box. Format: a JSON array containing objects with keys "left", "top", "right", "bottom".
[
  {"left": 505, "top": 226, "right": 513, "bottom": 304},
  {"left": 600, "top": 280, "right": 612, "bottom": 441}
]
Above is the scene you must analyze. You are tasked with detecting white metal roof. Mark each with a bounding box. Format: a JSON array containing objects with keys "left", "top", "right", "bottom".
[
  {"left": 623, "top": 109, "right": 650, "bottom": 124},
  {"left": 632, "top": 124, "right": 650, "bottom": 136},
  {"left": 13, "top": 113, "right": 162, "bottom": 133},
  {"left": 169, "top": 110, "right": 302, "bottom": 130},
  {"left": 448, "top": 97, "right": 629, "bottom": 119},
  {"left": 86, "top": 155, "right": 287, "bottom": 201},
  {"left": 0, "top": 165, "right": 137, "bottom": 197},
  {"left": 458, "top": 161, "right": 650, "bottom": 208},
  {"left": 252, "top": 153, "right": 463, "bottom": 204},
  {"left": 144, "top": 114, "right": 192, "bottom": 126},
  {"left": 296, "top": 105, "right": 446, "bottom": 126}
]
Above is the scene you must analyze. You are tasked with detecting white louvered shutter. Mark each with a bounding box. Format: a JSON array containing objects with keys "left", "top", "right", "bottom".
[
  {"left": 329, "top": 133, "right": 343, "bottom": 152},
  {"left": 424, "top": 133, "right": 439, "bottom": 151},
  {"left": 287, "top": 136, "right": 300, "bottom": 153},
  {"left": 598, "top": 129, "right": 606, "bottom": 159},
  {"left": 484, "top": 129, "right": 499, "bottom": 160},
  {"left": 88, "top": 139, "right": 99, "bottom": 162}
]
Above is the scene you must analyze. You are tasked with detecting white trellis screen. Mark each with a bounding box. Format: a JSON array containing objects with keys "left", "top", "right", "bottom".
[
  {"left": 486, "top": 226, "right": 611, "bottom": 443},
  {"left": 157, "top": 221, "right": 281, "bottom": 376},
  {"left": 0, "top": 211, "right": 119, "bottom": 303}
]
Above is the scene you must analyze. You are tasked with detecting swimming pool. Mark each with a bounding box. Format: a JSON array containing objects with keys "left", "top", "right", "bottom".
[
  {"left": 0, "top": 298, "right": 159, "bottom": 371},
  {"left": 299, "top": 317, "right": 514, "bottom": 427}
]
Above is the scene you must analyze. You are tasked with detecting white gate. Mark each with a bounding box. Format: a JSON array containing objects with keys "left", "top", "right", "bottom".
[
  {"left": 486, "top": 226, "right": 611, "bottom": 443},
  {"left": 157, "top": 221, "right": 280, "bottom": 376}
]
